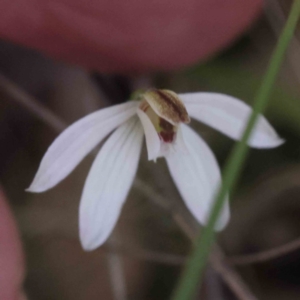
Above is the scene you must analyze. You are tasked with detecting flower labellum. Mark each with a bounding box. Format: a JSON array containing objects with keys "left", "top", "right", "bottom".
[
  {"left": 138, "top": 89, "right": 190, "bottom": 159},
  {"left": 27, "top": 89, "right": 284, "bottom": 251}
]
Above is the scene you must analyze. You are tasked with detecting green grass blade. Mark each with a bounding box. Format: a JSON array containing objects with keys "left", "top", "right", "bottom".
[{"left": 172, "top": 1, "right": 300, "bottom": 299}]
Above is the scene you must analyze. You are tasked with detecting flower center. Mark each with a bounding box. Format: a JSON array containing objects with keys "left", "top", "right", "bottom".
[
  {"left": 143, "top": 89, "right": 190, "bottom": 125},
  {"left": 139, "top": 89, "right": 190, "bottom": 143},
  {"left": 140, "top": 101, "right": 177, "bottom": 143}
]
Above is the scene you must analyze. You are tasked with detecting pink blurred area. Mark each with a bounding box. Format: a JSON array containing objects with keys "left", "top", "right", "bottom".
[
  {"left": 0, "top": 0, "right": 262, "bottom": 72},
  {"left": 0, "top": 187, "right": 24, "bottom": 300}
]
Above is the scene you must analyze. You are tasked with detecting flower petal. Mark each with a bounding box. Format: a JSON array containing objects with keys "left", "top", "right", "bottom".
[
  {"left": 173, "top": 125, "right": 189, "bottom": 155},
  {"left": 79, "top": 117, "right": 143, "bottom": 250},
  {"left": 179, "top": 93, "right": 284, "bottom": 148},
  {"left": 166, "top": 124, "right": 230, "bottom": 231},
  {"left": 136, "top": 108, "right": 161, "bottom": 161},
  {"left": 27, "top": 101, "right": 139, "bottom": 192}
]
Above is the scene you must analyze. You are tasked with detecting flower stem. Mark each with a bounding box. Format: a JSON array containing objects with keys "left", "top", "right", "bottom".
[{"left": 172, "top": 1, "right": 300, "bottom": 299}]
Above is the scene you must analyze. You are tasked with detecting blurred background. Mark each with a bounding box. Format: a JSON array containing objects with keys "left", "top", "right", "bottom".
[{"left": 1, "top": 0, "right": 300, "bottom": 299}]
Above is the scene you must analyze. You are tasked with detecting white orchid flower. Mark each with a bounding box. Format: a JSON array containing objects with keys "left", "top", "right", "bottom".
[{"left": 27, "top": 89, "right": 284, "bottom": 251}]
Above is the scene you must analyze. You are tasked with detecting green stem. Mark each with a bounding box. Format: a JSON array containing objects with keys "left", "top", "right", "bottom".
[{"left": 172, "top": 1, "right": 300, "bottom": 299}]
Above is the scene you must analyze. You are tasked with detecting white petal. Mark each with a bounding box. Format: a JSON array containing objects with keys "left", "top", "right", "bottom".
[
  {"left": 179, "top": 93, "right": 284, "bottom": 148},
  {"left": 166, "top": 124, "right": 230, "bottom": 231},
  {"left": 136, "top": 108, "right": 161, "bottom": 161},
  {"left": 173, "top": 125, "right": 189, "bottom": 155},
  {"left": 27, "top": 101, "right": 139, "bottom": 192},
  {"left": 80, "top": 117, "right": 143, "bottom": 250}
]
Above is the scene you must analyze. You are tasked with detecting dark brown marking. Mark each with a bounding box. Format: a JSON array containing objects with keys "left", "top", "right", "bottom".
[
  {"left": 159, "top": 118, "right": 175, "bottom": 143},
  {"left": 159, "top": 118, "right": 174, "bottom": 132},
  {"left": 155, "top": 89, "right": 184, "bottom": 119},
  {"left": 159, "top": 131, "right": 175, "bottom": 143}
]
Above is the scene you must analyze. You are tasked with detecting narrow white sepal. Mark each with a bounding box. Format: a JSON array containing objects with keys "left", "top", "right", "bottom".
[
  {"left": 79, "top": 117, "right": 143, "bottom": 251},
  {"left": 180, "top": 92, "right": 284, "bottom": 148},
  {"left": 27, "top": 101, "right": 139, "bottom": 193},
  {"left": 136, "top": 108, "right": 161, "bottom": 161},
  {"left": 166, "top": 124, "right": 230, "bottom": 231}
]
